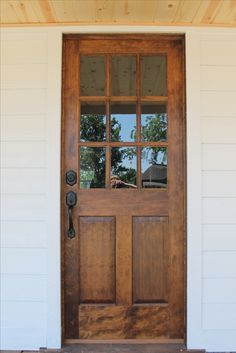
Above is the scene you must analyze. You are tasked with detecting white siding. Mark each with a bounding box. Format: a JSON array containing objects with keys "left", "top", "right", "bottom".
[
  {"left": 0, "top": 32, "right": 50, "bottom": 350},
  {"left": 1, "top": 26, "right": 236, "bottom": 351},
  {"left": 200, "top": 33, "right": 236, "bottom": 351}
]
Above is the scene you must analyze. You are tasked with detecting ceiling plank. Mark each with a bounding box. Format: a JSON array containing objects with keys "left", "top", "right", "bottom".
[
  {"left": 113, "top": 0, "right": 136, "bottom": 23},
  {"left": 50, "top": 0, "right": 77, "bottom": 22},
  {"left": 134, "top": 0, "right": 158, "bottom": 23},
  {"left": 0, "top": 0, "right": 19, "bottom": 23},
  {"left": 155, "top": 0, "right": 180, "bottom": 23},
  {"left": 37, "top": 0, "right": 56, "bottom": 23},
  {"left": 72, "top": 0, "right": 96, "bottom": 22},
  {"left": 174, "top": 0, "right": 202, "bottom": 23}
]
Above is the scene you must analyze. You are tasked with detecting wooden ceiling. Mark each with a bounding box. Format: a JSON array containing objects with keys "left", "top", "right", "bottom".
[{"left": 1, "top": 0, "right": 236, "bottom": 27}]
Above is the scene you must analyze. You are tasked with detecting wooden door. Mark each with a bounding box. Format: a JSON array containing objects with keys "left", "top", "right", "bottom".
[{"left": 62, "top": 35, "right": 185, "bottom": 342}]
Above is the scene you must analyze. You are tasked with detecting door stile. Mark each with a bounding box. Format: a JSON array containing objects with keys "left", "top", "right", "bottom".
[{"left": 62, "top": 39, "right": 80, "bottom": 339}]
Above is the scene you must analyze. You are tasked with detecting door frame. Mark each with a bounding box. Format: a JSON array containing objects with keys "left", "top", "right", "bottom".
[{"left": 61, "top": 33, "right": 186, "bottom": 344}]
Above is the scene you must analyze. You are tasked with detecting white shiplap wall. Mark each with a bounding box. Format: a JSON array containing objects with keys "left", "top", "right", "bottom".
[
  {"left": 1, "top": 32, "right": 52, "bottom": 349},
  {"left": 201, "top": 34, "right": 236, "bottom": 351},
  {"left": 0, "top": 26, "right": 236, "bottom": 351}
]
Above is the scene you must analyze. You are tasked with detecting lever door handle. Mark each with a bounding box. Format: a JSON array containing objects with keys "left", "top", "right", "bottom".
[{"left": 66, "top": 191, "right": 77, "bottom": 239}]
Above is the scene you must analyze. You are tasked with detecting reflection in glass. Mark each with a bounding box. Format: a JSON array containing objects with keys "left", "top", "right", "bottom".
[
  {"left": 142, "top": 147, "right": 167, "bottom": 188},
  {"left": 80, "top": 147, "right": 105, "bottom": 188},
  {"left": 80, "top": 56, "right": 106, "bottom": 96},
  {"left": 141, "top": 103, "right": 167, "bottom": 142},
  {"left": 110, "top": 103, "right": 136, "bottom": 142},
  {"left": 111, "top": 56, "right": 136, "bottom": 96},
  {"left": 111, "top": 147, "right": 137, "bottom": 188},
  {"left": 80, "top": 102, "right": 106, "bottom": 142},
  {"left": 141, "top": 56, "right": 167, "bottom": 96}
]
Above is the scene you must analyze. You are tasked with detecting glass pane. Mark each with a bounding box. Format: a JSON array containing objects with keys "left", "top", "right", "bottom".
[
  {"left": 80, "top": 102, "right": 106, "bottom": 142},
  {"left": 141, "top": 56, "right": 167, "bottom": 96},
  {"left": 141, "top": 103, "right": 167, "bottom": 142},
  {"left": 142, "top": 147, "right": 167, "bottom": 188},
  {"left": 80, "top": 56, "right": 106, "bottom": 96},
  {"left": 110, "top": 103, "right": 136, "bottom": 142},
  {"left": 80, "top": 147, "right": 106, "bottom": 188},
  {"left": 111, "top": 147, "right": 137, "bottom": 188},
  {"left": 111, "top": 56, "right": 136, "bottom": 96}
]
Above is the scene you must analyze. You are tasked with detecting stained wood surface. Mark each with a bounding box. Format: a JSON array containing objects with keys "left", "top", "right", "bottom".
[
  {"left": 62, "top": 35, "right": 185, "bottom": 341},
  {"left": 1, "top": 0, "right": 235, "bottom": 27},
  {"left": 79, "top": 304, "right": 169, "bottom": 339}
]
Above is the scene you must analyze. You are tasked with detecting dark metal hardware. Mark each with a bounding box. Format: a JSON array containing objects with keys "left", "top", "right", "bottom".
[
  {"left": 66, "top": 191, "right": 77, "bottom": 239},
  {"left": 66, "top": 170, "right": 77, "bottom": 186}
]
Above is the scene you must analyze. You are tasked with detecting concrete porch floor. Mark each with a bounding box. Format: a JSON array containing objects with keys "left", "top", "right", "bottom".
[{"left": 1, "top": 344, "right": 206, "bottom": 353}]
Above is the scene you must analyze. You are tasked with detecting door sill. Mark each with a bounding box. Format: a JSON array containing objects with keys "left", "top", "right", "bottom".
[{"left": 64, "top": 339, "right": 184, "bottom": 344}]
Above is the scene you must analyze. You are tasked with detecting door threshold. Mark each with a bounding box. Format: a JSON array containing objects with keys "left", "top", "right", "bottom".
[{"left": 64, "top": 339, "right": 184, "bottom": 344}]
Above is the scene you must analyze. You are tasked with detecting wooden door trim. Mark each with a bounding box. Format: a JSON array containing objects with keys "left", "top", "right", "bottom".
[{"left": 61, "top": 33, "right": 186, "bottom": 343}]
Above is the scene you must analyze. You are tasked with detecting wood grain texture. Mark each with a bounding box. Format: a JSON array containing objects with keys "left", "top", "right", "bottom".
[
  {"left": 62, "top": 34, "right": 185, "bottom": 341},
  {"left": 79, "top": 304, "right": 169, "bottom": 339},
  {"left": 1, "top": 0, "right": 235, "bottom": 27},
  {"left": 79, "top": 217, "right": 115, "bottom": 303},
  {"left": 133, "top": 217, "right": 168, "bottom": 304}
]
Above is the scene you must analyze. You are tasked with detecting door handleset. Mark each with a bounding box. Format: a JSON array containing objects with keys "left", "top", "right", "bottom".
[{"left": 66, "top": 191, "right": 77, "bottom": 239}]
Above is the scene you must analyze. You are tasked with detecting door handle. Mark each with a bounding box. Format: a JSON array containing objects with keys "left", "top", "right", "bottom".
[{"left": 66, "top": 191, "right": 77, "bottom": 239}]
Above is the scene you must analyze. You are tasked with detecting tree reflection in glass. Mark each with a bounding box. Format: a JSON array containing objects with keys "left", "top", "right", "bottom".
[
  {"left": 141, "top": 103, "right": 167, "bottom": 142},
  {"left": 111, "top": 147, "right": 137, "bottom": 188},
  {"left": 80, "top": 147, "right": 106, "bottom": 188},
  {"left": 80, "top": 103, "right": 106, "bottom": 142},
  {"left": 142, "top": 147, "right": 167, "bottom": 188}
]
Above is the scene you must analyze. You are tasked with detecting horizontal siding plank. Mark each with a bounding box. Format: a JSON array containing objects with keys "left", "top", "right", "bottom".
[
  {"left": 201, "top": 40, "right": 236, "bottom": 66},
  {"left": 203, "top": 303, "right": 236, "bottom": 329},
  {"left": 203, "top": 224, "right": 236, "bottom": 251},
  {"left": 0, "top": 89, "right": 46, "bottom": 115},
  {"left": 0, "top": 301, "right": 46, "bottom": 329},
  {"left": 202, "top": 171, "right": 236, "bottom": 197},
  {"left": 0, "top": 38, "right": 47, "bottom": 65},
  {"left": 203, "top": 251, "right": 236, "bottom": 278},
  {"left": 203, "top": 278, "right": 236, "bottom": 303},
  {"left": 1, "top": 274, "right": 47, "bottom": 301},
  {"left": 1, "top": 141, "right": 45, "bottom": 168},
  {"left": 201, "top": 66, "right": 236, "bottom": 91},
  {"left": 1, "top": 194, "right": 46, "bottom": 221},
  {"left": 202, "top": 330, "right": 236, "bottom": 352},
  {"left": 0, "top": 248, "right": 47, "bottom": 275},
  {"left": 202, "top": 144, "right": 236, "bottom": 171},
  {"left": 202, "top": 118, "right": 236, "bottom": 143},
  {"left": 201, "top": 91, "right": 236, "bottom": 117},
  {"left": 1, "top": 168, "right": 46, "bottom": 194},
  {"left": 0, "top": 327, "right": 47, "bottom": 350},
  {"left": 203, "top": 198, "right": 236, "bottom": 224},
  {"left": 1, "top": 64, "right": 47, "bottom": 90},
  {"left": 1, "top": 115, "right": 46, "bottom": 141},
  {"left": 1, "top": 221, "right": 47, "bottom": 248}
]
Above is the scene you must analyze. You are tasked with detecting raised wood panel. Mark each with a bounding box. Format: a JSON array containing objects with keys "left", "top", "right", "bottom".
[
  {"left": 79, "top": 304, "right": 169, "bottom": 339},
  {"left": 202, "top": 118, "right": 236, "bottom": 143},
  {"left": 78, "top": 189, "right": 168, "bottom": 216},
  {"left": 203, "top": 224, "right": 236, "bottom": 251},
  {"left": 1, "top": 116, "right": 46, "bottom": 141},
  {"left": 132, "top": 216, "right": 168, "bottom": 304},
  {"left": 203, "top": 303, "right": 236, "bottom": 329},
  {"left": 79, "top": 217, "right": 115, "bottom": 303},
  {"left": 1, "top": 0, "right": 235, "bottom": 26},
  {"left": 201, "top": 66, "right": 236, "bottom": 91},
  {"left": 0, "top": 221, "right": 47, "bottom": 248},
  {"left": 203, "top": 278, "right": 236, "bottom": 303},
  {"left": 1, "top": 141, "right": 46, "bottom": 168},
  {"left": 202, "top": 144, "right": 236, "bottom": 171},
  {"left": 202, "top": 171, "right": 236, "bottom": 197},
  {"left": 203, "top": 198, "right": 236, "bottom": 224},
  {"left": 201, "top": 91, "right": 236, "bottom": 117},
  {"left": 203, "top": 251, "right": 236, "bottom": 277},
  {"left": 1, "top": 89, "right": 47, "bottom": 115}
]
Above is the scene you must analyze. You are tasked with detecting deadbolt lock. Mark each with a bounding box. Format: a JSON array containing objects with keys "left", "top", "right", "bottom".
[{"left": 66, "top": 170, "right": 77, "bottom": 186}]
